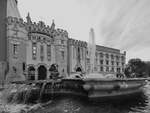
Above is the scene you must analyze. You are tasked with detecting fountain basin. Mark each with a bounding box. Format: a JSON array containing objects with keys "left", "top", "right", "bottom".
[
  {"left": 8, "top": 77, "right": 148, "bottom": 103},
  {"left": 83, "top": 77, "right": 147, "bottom": 102}
]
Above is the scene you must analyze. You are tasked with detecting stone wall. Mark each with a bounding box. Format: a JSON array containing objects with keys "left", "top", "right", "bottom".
[{"left": 6, "top": 16, "right": 27, "bottom": 81}]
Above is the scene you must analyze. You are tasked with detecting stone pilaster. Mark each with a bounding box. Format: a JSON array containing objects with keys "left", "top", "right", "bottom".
[
  {"left": 35, "top": 67, "right": 38, "bottom": 80},
  {"left": 47, "top": 67, "right": 50, "bottom": 79}
]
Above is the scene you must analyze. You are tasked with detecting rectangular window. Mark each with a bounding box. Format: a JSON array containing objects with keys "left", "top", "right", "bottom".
[
  {"left": 111, "top": 67, "right": 114, "bottom": 72},
  {"left": 121, "top": 56, "right": 124, "bottom": 61},
  {"left": 111, "top": 54, "right": 114, "bottom": 59},
  {"left": 100, "top": 67, "right": 103, "bottom": 71},
  {"left": 106, "top": 67, "right": 109, "bottom": 72},
  {"left": 100, "top": 60, "right": 103, "bottom": 65},
  {"left": 13, "top": 44, "right": 18, "bottom": 55},
  {"left": 47, "top": 45, "right": 51, "bottom": 61},
  {"left": 100, "top": 53, "right": 103, "bottom": 58},
  {"left": 61, "top": 51, "right": 65, "bottom": 60},
  {"left": 111, "top": 61, "right": 114, "bottom": 65},
  {"left": 106, "top": 54, "right": 109, "bottom": 59},
  {"left": 117, "top": 62, "right": 119, "bottom": 66},
  {"left": 32, "top": 42, "right": 37, "bottom": 60},
  {"left": 61, "top": 40, "right": 64, "bottom": 44},
  {"left": 106, "top": 60, "right": 109, "bottom": 65},
  {"left": 116, "top": 55, "right": 119, "bottom": 60},
  {"left": 117, "top": 68, "right": 121, "bottom": 73},
  {"left": 40, "top": 45, "right": 44, "bottom": 61}
]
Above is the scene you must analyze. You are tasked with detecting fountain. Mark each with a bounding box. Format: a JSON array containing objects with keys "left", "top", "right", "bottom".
[
  {"left": 83, "top": 28, "right": 147, "bottom": 101},
  {"left": 86, "top": 28, "right": 105, "bottom": 78}
]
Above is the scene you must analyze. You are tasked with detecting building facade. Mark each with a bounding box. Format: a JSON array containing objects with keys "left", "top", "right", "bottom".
[{"left": 0, "top": 0, "right": 126, "bottom": 82}]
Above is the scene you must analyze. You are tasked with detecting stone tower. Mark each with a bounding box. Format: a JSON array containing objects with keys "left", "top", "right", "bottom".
[{"left": 0, "top": 0, "right": 23, "bottom": 83}]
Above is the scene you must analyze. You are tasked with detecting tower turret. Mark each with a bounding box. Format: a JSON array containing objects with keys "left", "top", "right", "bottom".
[
  {"left": 50, "top": 19, "right": 55, "bottom": 31},
  {"left": 26, "top": 12, "right": 32, "bottom": 24}
]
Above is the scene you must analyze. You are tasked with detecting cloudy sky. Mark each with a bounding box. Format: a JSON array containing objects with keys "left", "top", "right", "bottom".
[{"left": 18, "top": 0, "right": 150, "bottom": 61}]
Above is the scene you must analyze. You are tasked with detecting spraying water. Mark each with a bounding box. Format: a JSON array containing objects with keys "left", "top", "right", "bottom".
[{"left": 88, "top": 28, "right": 96, "bottom": 73}]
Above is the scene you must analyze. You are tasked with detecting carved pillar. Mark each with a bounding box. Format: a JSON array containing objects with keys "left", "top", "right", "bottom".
[
  {"left": 35, "top": 67, "right": 38, "bottom": 80},
  {"left": 47, "top": 67, "right": 50, "bottom": 79}
]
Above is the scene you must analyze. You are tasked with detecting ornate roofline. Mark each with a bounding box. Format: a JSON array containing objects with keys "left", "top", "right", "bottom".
[
  {"left": 68, "top": 38, "right": 87, "bottom": 47},
  {"left": 7, "top": 15, "right": 69, "bottom": 38}
]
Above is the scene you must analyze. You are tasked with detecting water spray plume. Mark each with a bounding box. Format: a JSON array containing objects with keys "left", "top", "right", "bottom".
[{"left": 88, "top": 28, "right": 96, "bottom": 73}]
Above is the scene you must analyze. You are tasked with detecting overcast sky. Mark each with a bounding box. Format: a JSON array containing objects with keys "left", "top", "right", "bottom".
[{"left": 18, "top": 0, "right": 150, "bottom": 62}]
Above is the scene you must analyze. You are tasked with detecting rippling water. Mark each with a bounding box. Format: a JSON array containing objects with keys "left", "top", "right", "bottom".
[{"left": 0, "top": 84, "right": 150, "bottom": 113}]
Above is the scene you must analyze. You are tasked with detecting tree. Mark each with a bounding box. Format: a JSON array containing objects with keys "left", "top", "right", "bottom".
[
  {"left": 145, "top": 62, "right": 150, "bottom": 77},
  {"left": 124, "top": 58, "right": 147, "bottom": 78}
]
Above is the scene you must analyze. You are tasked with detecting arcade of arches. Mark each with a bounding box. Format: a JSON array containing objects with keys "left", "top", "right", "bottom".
[{"left": 27, "top": 64, "right": 58, "bottom": 80}]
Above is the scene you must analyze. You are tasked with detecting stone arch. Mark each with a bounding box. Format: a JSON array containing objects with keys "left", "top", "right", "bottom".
[
  {"left": 49, "top": 64, "right": 59, "bottom": 79},
  {"left": 38, "top": 65, "right": 47, "bottom": 80},
  {"left": 76, "top": 67, "right": 82, "bottom": 72},
  {"left": 28, "top": 66, "right": 35, "bottom": 80},
  {"left": 37, "top": 63, "right": 48, "bottom": 69},
  {"left": 75, "top": 63, "right": 83, "bottom": 73}
]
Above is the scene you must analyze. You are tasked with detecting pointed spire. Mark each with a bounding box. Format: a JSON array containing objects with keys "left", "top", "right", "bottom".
[
  {"left": 50, "top": 19, "right": 55, "bottom": 30},
  {"left": 26, "top": 12, "right": 32, "bottom": 24}
]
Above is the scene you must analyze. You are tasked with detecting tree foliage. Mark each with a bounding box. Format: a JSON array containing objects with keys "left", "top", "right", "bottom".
[
  {"left": 145, "top": 62, "right": 150, "bottom": 77},
  {"left": 124, "top": 58, "right": 147, "bottom": 78}
]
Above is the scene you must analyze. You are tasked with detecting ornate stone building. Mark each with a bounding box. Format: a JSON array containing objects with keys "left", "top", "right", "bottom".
[
  {"left": 0, "top": 0, "right": 126, "bottom": 82},
  {"left": 6, "top": 14, "right": 69, "bottom": 81},
  {"left": 87, "top": 45, "right": 126, "bottom": 75},
  {"left": 68, "top": 39, "right": 87, "bottom": 74}
]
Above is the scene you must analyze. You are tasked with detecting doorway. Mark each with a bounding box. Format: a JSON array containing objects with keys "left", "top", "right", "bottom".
[{"left": 38, "top": 65, "right": 47, "bottom": 80}]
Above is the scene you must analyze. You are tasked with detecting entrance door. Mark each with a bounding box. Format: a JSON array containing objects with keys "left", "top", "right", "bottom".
[{"left": 38, "top": 65, "right": 47, "bottom": 80}]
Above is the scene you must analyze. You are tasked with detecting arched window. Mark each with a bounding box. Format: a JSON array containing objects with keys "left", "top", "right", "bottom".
[{"left": 28, "top": 66, "right": 35, "bottom": 80}]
